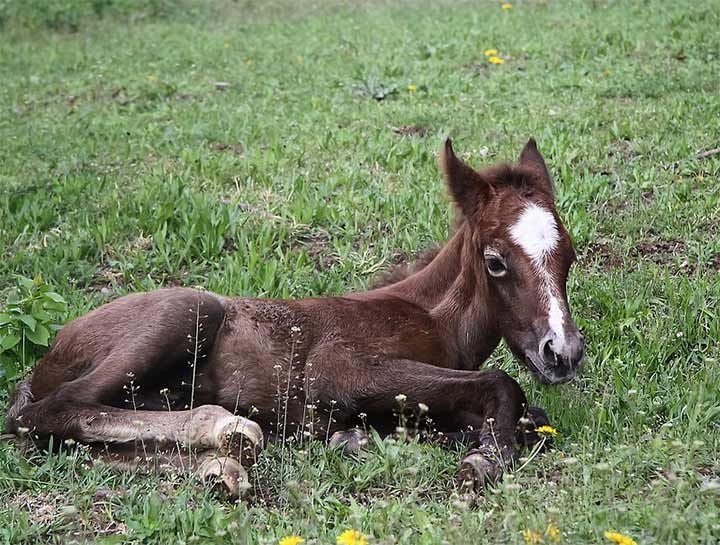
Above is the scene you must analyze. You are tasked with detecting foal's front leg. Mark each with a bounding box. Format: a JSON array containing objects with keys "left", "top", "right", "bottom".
[{"left": 331, "top": 359, "right": 528, "bottom": 489}]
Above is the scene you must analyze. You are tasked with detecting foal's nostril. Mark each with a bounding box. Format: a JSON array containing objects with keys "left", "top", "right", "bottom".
[
  {"left": 568, "top": 338, "right": 585, "bottom": 367},
  {"left": 541, "top": 338, "right": 557, "bottom": 363},
  {"left": 540, "top": 336, "right": 576, "bottom": 369}
]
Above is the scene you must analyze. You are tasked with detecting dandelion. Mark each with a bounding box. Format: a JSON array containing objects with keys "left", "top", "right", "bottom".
[
  {"left": 489, "top": 56, "right": 505, "bottom": 64},
  {"left": 408, "top": 84, "right": 417, "bottom": 92},
  {"left": 245, "top": 59, "right": 253, "bottom": 65},
  {"left": 546, "top": 523, "right": 561, "bottom": 542},
  {"left": 147, "top": 75, "right": 158, "bottom": 82},
  {"left": 484, "top": 49, "right": 498, "bottom": 56},
  {"left": 604, "top": 531, "right": 637, "bottom": 545},
  {"left": 279, "top": 537, "right": 305, "bottom": 545},
  {"left": 224, "top": 42, "right": 230, "bottom": 48},
  {"left": 522, "top": 529, "right": 542, "bottom": 544},
  {"left": 535, "top": 425, "right": 558, "bottom": 437},
  {"left": 337, "top": 529, "right": 368, "bottom": 545},
  {"left": 502, "top": 2, "right": 513, "bottom": 9}
]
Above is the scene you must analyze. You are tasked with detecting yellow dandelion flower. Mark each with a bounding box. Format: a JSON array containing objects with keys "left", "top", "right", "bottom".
[
  {"left": 489, "top": 56, "right": 505, "bottom": 65},
  {"left": 546, "top": 523, "right": 561, "bottom": 543},
  {"left": 337, "top": 529, "right": 369, "bottom": 545},
  {"left": 279, "top": 537, "right": 305, "bottom": 545},
  {"left": 484, "top": 48, "right": 498, "bottom": 56},
  {"left": 502, "top": 2, "right": 513, "bottom": 9},
  {"left": 535, "top": 425, "right": 558, "bottom": 436},
  {"left": 604, "top": 531, "right": 638, "bottom": 545},
  {"left": 224, "top": 42, "right": 230, "bottom": 48},
  {"left": 408, "top": 84, "right": 417, "bottom": 92},
  {"left": 696, "top": 174, "right": 704, "bottom": 182},
  {"left": 245, "top": 59, "right": 253, "bottom": 65},
  {"left": 522, "top": 529, "right": 542, "bottom": 545},
  {"left": 147, "top": 75, "right": 158, "bottom": 82}
]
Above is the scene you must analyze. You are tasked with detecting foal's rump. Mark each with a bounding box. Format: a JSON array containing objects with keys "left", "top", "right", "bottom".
[{"left": 4, "top": 287, "right": 226, "bottom": 434}]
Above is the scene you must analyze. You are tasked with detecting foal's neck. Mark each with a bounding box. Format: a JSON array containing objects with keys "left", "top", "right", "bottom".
[{"left": 380, "top": 223, "right": 500, "bottom": 367}]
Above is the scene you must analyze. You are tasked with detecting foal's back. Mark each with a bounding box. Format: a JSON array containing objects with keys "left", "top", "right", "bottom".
[{"left": 18, "top": 285, "right": 446, "bottom": 421}]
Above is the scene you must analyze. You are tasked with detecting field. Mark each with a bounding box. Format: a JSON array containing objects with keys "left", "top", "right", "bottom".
[{"left": 1, "top": 0, "right": 719, "bottom": 543}]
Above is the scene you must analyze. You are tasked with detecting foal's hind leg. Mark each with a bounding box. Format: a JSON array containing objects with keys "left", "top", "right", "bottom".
[
  {"left": 16, "top": 402, "right": 263, "bottom": 461},
  {"left": 12, "top": 289, "right": 263, "bottom": 465},
  {"left": 93, "top": 445, "right": 252, "bottom": 499},
  {"left": 328, "top": 428, "right": 369, "bottom": 455}
]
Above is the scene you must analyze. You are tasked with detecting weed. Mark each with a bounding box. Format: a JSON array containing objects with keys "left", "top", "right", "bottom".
[{"left": 0, "top": 276, "right": 67, "bottom": 391}]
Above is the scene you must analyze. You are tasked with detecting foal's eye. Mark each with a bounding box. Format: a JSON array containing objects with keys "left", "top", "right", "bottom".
[{"left": 485, "top": 255, "right": 507, "bottom": 277}]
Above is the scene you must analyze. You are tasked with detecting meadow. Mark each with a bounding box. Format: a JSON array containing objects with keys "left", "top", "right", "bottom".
[{"left": 0, "top": 0, "right": 719, "bottom": 543}]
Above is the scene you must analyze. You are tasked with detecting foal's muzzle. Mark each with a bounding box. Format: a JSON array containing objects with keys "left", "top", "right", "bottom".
[
  {"left": 539, "top": 333, "right": 585, "bottom": 369},
  {"left": 526, "top": 331, "right": 585, "bottom": 385}
]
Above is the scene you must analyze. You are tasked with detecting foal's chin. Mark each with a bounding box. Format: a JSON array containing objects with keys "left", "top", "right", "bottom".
[{"left": 523, "top": 355, "right": 577, "bottom": 385}]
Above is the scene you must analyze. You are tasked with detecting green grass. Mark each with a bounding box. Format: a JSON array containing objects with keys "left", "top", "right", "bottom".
[{"left": 1, "top": 0, "right": 719, "bottom": 543}]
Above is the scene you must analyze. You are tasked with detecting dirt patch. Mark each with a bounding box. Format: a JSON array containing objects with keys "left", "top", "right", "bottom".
[
  {"left": 87, "top": 264, "right": 124, "bottom": 293},
  {"left": 291, "top": 229, "right": 339, "bottom": 271},
  {"left": 630, "top": 239, "right": 717, "bottom": 275},
  {"left": 210, "top": 142, "right": 245, "bottom": 156},
  {"left": 392, "top": 125, "right": 426, "bottom": 137},
  {"left": 608, "top": 139, "right": 636, "bottom": 162},
  {"left": 581, "top": 239, "right": 718, "bottom": 274},
  {"left": 595, "top": 138, "right": 641, "bottom": 179},
  {"left": 580, "top": 242, "right": 624, "bottom": 271},
  {"left": 9, "top": 490, "right": 128, "bottom": 540},
  {"left": 633, "top": 239, "right": 686, "bottom": 259}
]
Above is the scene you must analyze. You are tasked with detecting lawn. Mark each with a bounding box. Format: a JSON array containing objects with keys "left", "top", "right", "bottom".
[{"left": 0, "top": 0, "right": 719, "bottom": 543}]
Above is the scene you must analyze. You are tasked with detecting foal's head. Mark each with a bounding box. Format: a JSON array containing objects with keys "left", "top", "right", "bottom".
[{"left": 441, "top": 138, "right": 584, "bottom": 384}]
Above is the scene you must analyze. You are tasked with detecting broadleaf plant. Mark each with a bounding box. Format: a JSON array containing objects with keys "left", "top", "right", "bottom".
[{"left": 0, "top": 275, "right": 68, "bottom": 391}]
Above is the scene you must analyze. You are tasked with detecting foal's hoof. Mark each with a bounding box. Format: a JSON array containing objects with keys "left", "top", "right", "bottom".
[
  {"left": 214, "top": 416, "right": 264, "bottom": 460},
  {"left": 329, "top": 428, "right": 368, "bottom": 456},
  {"left": 197, "top": 455, "right": 250, "bottom": 499},
  {"left": 517, "top": 406, "right": 553, "bottom": 450},
  {"left": 457, "top": 451, "right": 502, "bottom": 491}
]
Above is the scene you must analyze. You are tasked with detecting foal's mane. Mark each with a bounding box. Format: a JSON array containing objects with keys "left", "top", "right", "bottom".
[
  {"left": 369, "top": 245, "right": 443, "bottom": 289},
  {"left": 476, "top": 162, "right": 555, "bottom": 196}
]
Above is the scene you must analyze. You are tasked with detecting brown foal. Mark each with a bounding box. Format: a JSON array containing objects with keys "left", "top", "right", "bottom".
[{"left": 5, "top": 138, "right": 584, "bottom": 496}]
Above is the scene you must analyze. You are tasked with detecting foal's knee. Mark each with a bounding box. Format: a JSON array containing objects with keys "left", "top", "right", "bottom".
[{"left": 479, "top": 370, "right": 526, "bottom": 420}]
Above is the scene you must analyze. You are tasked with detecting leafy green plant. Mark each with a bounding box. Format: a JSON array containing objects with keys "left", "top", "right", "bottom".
[{"left": 0, "top": 275, "right": 67, "bottom": 391}]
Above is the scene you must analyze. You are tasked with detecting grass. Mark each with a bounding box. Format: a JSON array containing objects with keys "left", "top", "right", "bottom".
[{"left": 1, "top": 0, "right": 719, "bottom": 543}]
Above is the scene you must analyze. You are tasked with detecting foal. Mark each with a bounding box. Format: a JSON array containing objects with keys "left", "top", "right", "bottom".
[{"left": 5, "top": 138, "right": 584, "bottom": 496}]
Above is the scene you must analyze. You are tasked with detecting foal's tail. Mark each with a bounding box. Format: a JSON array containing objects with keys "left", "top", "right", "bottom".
[{"left": 3, "top": 379, "right": 34, "bottom": 436}]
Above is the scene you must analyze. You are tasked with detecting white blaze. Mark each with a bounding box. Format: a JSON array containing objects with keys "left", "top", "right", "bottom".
[
  {"left": 510, "top": 204, "right": 567, "bottom": 350},
  {"left": 509, "top": 204, "right": 559, "bottom": 266}
]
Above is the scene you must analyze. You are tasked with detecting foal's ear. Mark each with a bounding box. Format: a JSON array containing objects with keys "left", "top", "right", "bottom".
[
  {"left": 518, "top": 138, "right": 554, "bottom": 194},
  {"left": 439, "top": 138, "right": 491, "bottom": 218}
]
